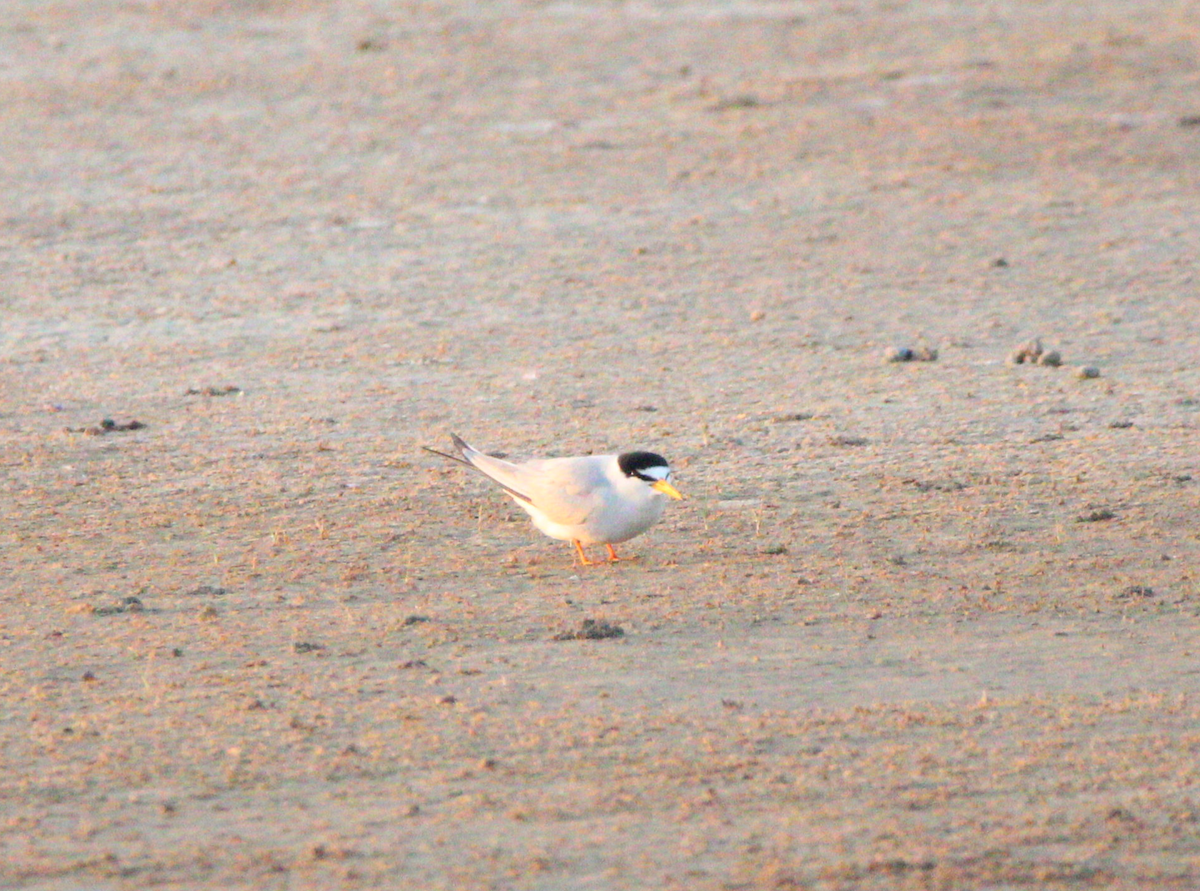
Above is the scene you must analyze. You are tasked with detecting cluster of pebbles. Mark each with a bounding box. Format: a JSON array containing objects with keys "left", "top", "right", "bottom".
[
  {"left": 66, "top": 418, "right": 146, "bottom": 436},
  {"left": 1008, "top": 338, "right": 1100, "bottom": 379},
  {"left": 1008, "top": 338, "right": 1061, "bottom": 366},
  {"left": 880, "top": 338, "right": 1101, "bottom": 379},
  {"left": 184, "top": 385, "right": 242, "bottom": 397},
  {"left": 553, "top": 618, "right": 625, "bottom": 641}
]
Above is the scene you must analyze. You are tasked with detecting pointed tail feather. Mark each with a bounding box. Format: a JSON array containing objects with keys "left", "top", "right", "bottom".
[
  {"left": 421, "top": 432, "right": 475, "bottom": 467},
  {"left": 421, "top": 434, "right": 533, "bottom": 505}
]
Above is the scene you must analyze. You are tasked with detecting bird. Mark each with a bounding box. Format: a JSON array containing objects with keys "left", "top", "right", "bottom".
[{"left": 423, "top": 433, "right": 683, "bottom": 565}]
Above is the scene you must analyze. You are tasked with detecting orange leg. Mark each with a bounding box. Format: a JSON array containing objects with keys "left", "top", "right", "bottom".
[
  {"left": 605, "top": 543, "right": 620, "bottom": 562},
  {"left": 572, "top": 540, "right": 595, "bottom": 566}
]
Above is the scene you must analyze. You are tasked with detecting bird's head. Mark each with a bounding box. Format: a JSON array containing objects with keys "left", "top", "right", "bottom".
[{"left": 617, "top": 451, "right": 683, "bottom": 500}]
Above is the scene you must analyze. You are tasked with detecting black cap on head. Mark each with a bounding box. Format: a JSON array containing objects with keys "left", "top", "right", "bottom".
[{"left": 618, "top": 451, "right": 670, "bottom": 482}]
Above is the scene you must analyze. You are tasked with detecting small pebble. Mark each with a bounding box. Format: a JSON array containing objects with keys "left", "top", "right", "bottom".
[
  {"left": 1037, "top": 350, "right": 1062, "bottom": 367},
  {"left": 1076, "top": 365, "right": 1101, "bottom": 379},
  {"left": 771, "top": 412, "right": 814, "bottom": 423},
  {"left": 709, "top": 94, "right": 762, "bottom": 111},
  {"left": 883, "top": 345, "right": 937, "bottom": 363},
  {"left": 184, "top": 585, "right": 227, "bottom": 597}
]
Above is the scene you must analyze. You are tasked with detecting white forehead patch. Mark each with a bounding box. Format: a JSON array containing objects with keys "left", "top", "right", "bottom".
[{"left": 642, "top": 464, "right": 671, "bottom": 481}]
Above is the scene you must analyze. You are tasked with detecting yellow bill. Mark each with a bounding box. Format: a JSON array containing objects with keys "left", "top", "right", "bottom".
[{"left": 651, "top": 479, "right": 683, "bottom": 500}]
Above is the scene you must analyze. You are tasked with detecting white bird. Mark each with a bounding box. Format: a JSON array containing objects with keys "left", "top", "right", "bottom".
[{"left": 424, "top": 434, "right": 683, "bottom": 565}]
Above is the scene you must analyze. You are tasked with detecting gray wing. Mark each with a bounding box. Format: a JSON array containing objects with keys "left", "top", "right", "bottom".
[{"left": 428, "top": 435, "right": 601, "bottom": 527}]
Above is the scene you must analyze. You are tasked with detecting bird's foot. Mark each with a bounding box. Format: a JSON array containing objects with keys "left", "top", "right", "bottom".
[
  {"left": 604, "top": 544, "right": 640, "bottom": 563},
  {"left": 572, "top": 540, "right": 595, "bottom": 566},
  {"left": 573, "top": 542, "right": 637, "bottom": 566}
]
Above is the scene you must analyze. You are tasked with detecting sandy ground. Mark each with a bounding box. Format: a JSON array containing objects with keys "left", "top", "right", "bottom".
[{"left": 3, "top": 1, "right": 1200, "bottom": 888}]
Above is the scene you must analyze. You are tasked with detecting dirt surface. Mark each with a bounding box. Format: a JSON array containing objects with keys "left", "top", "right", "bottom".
[{"left": 3, "top": 1, "right": 1200, "bottom": 888}]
